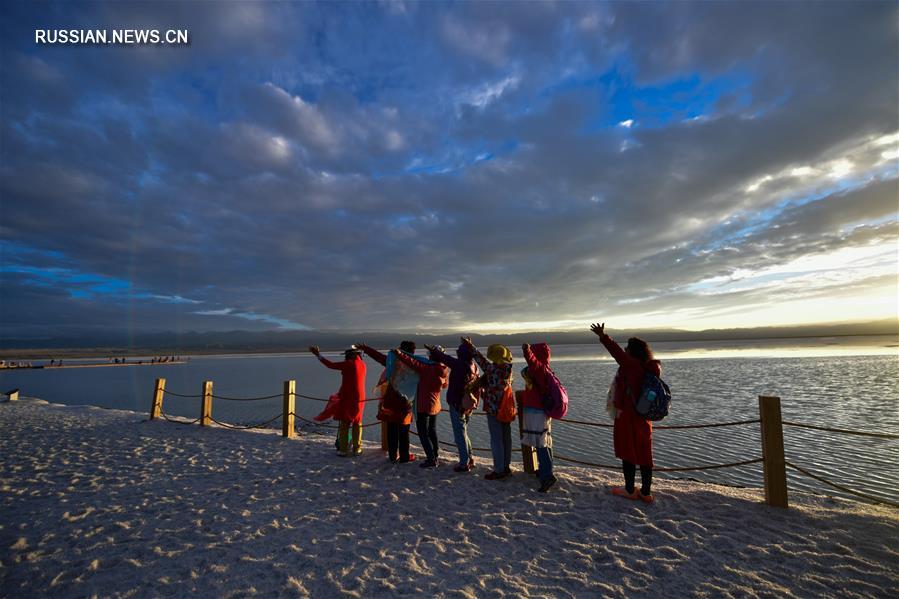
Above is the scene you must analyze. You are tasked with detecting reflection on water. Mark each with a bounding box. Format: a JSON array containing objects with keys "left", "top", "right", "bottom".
[{"left": 2, "top": 337, "right": 897, "bottom": 504}]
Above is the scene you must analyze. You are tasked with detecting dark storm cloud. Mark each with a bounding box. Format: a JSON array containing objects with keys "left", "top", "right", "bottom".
[{"left": 1, "top": 1, "right": 896, "bottom": 337}]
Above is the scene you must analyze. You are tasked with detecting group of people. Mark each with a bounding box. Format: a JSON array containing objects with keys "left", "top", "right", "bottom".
[{"left": 309, "top": 323, "right": 661, "bottom": 501}]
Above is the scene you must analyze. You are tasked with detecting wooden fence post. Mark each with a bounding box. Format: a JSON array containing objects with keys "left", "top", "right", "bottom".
[
  {"left": 759, "top": 395, "right": 788, "bottom": 508},
  {"left": 150, "top": 378, "right": 165, "bottom": 420},
  {"left": 200, "top": 381, "right": 213, "bottom": 427},
  {"left": 517, "top": 395, "right": 537, "bottom": 473},
  {"left": 283, "top": 380, "right": 295, "bottom": 438}
]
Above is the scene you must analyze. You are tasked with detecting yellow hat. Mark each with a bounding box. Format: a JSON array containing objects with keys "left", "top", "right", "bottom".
[{"left": 487, "top": 344, "right": 513, "bottom": 364}]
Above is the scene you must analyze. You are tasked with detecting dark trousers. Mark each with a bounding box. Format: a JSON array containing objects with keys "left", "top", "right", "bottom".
[
  {"left": 387, "top": 422, "right": 411, "bottom": 461},
  {"left": 623, "top": 460, "right": 653, "bottom": 495},
  {"left": 416, "top": 413, "right": 439, "bottom": 462}
]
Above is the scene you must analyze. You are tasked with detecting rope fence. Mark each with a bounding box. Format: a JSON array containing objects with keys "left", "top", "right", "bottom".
[
  {"left": 653, "top": 419, "right": 761, "bottom": 430},
  {"left": 296, "top": 393, "right": 329, "bottom": 402},
  {"left": 148, "top": 379, "right": 897, "bottom": 509},
  {"left": 211, "top": 393, "right": 282, "bottom": 402},
  {"left": 210, "top": 414, "right": 284, "bottom": 430},
  {"left": 783, "top": 421, "right": 899, "bottom": 439},
  {"left": 162, "top": 389, "right": 202, "bottom": 399},
  {"left": 552, "top": 454, "right": 765, "bottom": 473},
  {"left": 785, "top": 461, "right": 899, "bottom": 509},
  {"left": 294, "top": 413, "right": 338, "bottom": 429},
  {"left": 410, "top": 428, "right": 500, "bottom": 455}
]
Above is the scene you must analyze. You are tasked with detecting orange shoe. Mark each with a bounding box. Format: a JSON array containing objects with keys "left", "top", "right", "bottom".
[
  {"left": 610, "top": 487, "right": 639, "bottom": 500},
  {"left": 637, "top": 491, "right": 655, "bottom": 504}
]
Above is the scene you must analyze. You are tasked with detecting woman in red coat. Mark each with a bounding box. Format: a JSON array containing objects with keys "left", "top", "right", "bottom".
[
  {"left": 591, "top": 323, "right": 661, "bottom": 503},
  {"left": 310, "top": 345, "right": 366, "bottom": 456}
]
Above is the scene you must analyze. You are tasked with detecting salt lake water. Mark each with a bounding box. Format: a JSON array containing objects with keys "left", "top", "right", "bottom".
[{"left": 3, "top": 336, "right": 897, "bottom": 504}]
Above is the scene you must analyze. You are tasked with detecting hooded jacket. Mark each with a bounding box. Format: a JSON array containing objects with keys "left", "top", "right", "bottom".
[
  {"left": 522, "top": 343, "right": 552, "bottom": 396},
  {"left": 429, "top": 343, "right": 479, "bottom": 410}
]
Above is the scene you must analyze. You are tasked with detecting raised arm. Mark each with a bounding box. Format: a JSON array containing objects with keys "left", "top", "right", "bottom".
[
  {"left": 319, "top": 356, "right": 344, "bottom": 370},
  {"left": 309, "top": 345, "right": 344, "bottom": 370},
  {"left": 426, "top": 344, "right": 459, "bottom": 369},
  {"left": 471, "top": 347, "right": 490, "bottom": 372},
  {"left": 590, "top": 323, "right": 628, "bottom": 365},
  {"left": 358, "top": 343, "right": 387, "bottom": 366},
  {"left": 521, "top": 343, "right": 549, "bottom": 390},
  {"left": 461, "top": 336, "right": 490, "bottom": 371},
  {"left": 392, "top": 348, "right": 428, "bottom": 374},
  {"left": 521, "top": 343, "right": 538, "bottom": 370}
]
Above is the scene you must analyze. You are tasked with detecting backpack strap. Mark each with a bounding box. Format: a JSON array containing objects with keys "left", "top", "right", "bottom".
[{"left": 624, "top": 365, "right": 650, "bottom": 413}]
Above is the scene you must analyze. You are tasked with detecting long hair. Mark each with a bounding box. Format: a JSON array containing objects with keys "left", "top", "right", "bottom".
[{"left": 626, "top": 337, "right": 653, "bottom": 362}]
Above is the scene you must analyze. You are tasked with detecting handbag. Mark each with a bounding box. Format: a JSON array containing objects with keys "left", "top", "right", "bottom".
[{"left": 496, "top": 384, "right": 517, "bottom": 423}]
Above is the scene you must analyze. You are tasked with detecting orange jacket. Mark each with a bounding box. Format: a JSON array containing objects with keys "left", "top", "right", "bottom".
[{"left": 393, "top": 350, "right": 448, "bottom": 416}]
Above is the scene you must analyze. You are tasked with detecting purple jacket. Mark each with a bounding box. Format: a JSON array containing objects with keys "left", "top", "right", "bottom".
[{"left": 429, "top": 343, "right": 479, "bottom": 410}]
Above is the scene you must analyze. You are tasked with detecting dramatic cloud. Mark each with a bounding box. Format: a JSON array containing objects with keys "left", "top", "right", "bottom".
[{"left": 1, "top": 1, "right": 896, "bottom": 339}]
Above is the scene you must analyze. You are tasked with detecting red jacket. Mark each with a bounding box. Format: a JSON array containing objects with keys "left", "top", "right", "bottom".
[
  {"left": 393, "top": 350, "right": 448, "bottom": 416},
  {"left": 315, "top": 355, "right": 366, "bottom": 423},
  {"left": 516, "top": 388, "right": 544, "bottom": 411},
  {"left": 600, "top": 333, "right": 662, "bottom": 467},
  {"left": 359, "top": 344, "right": 413, "bottom": 425},
  {"left": 522, "top": 343, "right": 552, "bottom": 394}
]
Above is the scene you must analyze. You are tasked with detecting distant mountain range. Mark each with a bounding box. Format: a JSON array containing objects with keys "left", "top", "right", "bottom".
[{"left": 1, "top": 319, "right": 896, "bottom": 358}]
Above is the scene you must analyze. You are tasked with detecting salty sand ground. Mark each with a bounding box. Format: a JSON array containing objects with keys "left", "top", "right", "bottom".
[{"left": 1, "top": 399, "right": 897, "bottom": 598}]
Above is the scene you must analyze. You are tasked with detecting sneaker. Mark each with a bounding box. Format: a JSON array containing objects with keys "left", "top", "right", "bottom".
[
  {"left": 484, "top": 471, "right": 502, "bottom": 480},
  {"left": 637, "top": 491, "right": 655, "bottom": 504},
  {"left": 419, "top": 460, "right": 438, "bottom": 469},
  {"left": 610, "top": 486, "right": 640, "bottom": 500},
  {"left": 399, "top": 453, "right": 417, "bottom": 464},
  {"left": 496, "top": 470, "right": 511, "bottom": 480},
  {"left": 538, "top": 475, "right": 557, "bottom": 493},
  {"left": 453, "top": 463, "right": 472, "bottom": 473},
  {"left": 468, "top": 457, "right": 475, "bottom": 468},
  {"left": 388, "top": 455, "right": 399, "bottom": 463},
  {"left": 353, "top": 448, "right": 363, "bottom": 456}
]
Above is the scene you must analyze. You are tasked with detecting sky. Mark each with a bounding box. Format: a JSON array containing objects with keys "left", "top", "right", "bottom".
[{"left": 1, "top": 1, "right": 897, "bottom": 340}]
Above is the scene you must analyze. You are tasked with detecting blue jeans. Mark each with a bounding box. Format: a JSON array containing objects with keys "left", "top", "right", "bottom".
[
  {"left": 449, "top": 406, "right": 472, "bottom": 465},
  {"left": 416, "top": 413, "right": 439, "bottom": 463},
  {"left": 486, "top": 414, "right": 511, "bottom": 474},
  {"left": 536, "top": 446, "right": 554, "bottom": 482}
]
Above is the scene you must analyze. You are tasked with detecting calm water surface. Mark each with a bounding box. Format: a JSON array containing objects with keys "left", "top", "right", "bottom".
[{"left": 3, "top": 338, "right": 897, "bottom": 504}]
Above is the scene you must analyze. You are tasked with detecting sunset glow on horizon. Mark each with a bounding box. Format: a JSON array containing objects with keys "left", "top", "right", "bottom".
[{"left": 1, "top": 2, "right": 896, "bottom": 341}]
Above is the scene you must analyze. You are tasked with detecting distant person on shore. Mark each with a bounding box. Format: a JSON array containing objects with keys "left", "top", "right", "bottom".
[
  {"left": 426, "top": 342, "right": 480, "bottom": 472},
  {"left": 520, "top": 343, "right": 557, "bottom": 492},
  {"left": 392, "top": 347, "right": 449, "bottom": 468},
  {"left": 359, "top": 342, "right": 417, "bottom": 463},
  {"left": 591, "top": 322, "right": 660, "bottom": 503},
  {"left": 310, "top": 345, "right": 367, "bottom": 457},
  {"left": 462, "top": 337, "right": 514, "bottom": 480}
]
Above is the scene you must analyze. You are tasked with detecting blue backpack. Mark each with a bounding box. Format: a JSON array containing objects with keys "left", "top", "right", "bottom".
[
  {"left": 629, "top": 372, "right": 671, "bottom": 421},
  {"left": 541, "top": 367, "right": 569, "bottom": 419}
]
